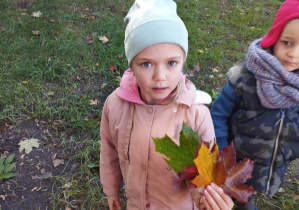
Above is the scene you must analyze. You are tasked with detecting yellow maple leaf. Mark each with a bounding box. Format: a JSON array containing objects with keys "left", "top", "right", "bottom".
[{"left": 191, "top": 143, "right": 225, "bottom": 187}]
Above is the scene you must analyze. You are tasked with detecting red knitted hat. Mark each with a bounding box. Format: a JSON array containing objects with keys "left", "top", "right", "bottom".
[{"left": 260, "top": 0, "right": 299, "bottom": 48}]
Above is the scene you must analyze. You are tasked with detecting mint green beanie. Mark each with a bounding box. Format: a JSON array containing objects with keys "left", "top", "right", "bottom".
[{"left": 124, "top": 0, "right": 188, "bottom": 66}]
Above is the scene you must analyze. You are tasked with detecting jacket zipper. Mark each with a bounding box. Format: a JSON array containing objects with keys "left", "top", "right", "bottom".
[{"left": 266, "top": 110, "right": 285, "bottom": 194}]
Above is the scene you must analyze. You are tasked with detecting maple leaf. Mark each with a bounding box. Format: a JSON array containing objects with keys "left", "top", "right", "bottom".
[
  {"left": 18, "top": 138, "right": 40, "bottom": 154},
  {"left": 190, "top": 143, "right": 226, "bottom": 187},
  {"left": 153, "top": 123, "right": 201, "bottom": 173},
  {"left": 221, "top": 156, "right": 256, "bottom": 203}
]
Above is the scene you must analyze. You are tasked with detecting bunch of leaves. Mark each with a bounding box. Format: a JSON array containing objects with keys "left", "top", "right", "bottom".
[
  {"left": 0, "top": 154, "right": 17, "bottom": 181},
  {"left": 153, "top": 124, "right": 255, "bottom": 203}
]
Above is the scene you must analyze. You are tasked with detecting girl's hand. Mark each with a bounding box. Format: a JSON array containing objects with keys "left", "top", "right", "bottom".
[
  {"left": 107, "top": 195, "right": 122, "bottom": 210},
  {"left": 201, "top": 182, "right": 234, "bottom": 210}
]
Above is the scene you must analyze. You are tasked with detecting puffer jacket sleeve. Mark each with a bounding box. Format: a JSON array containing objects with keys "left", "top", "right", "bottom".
[
  {"left": 100, "top": 97, "right": 122, "bottom": 196},
  {"left": 194, "top": 105, "right": 216, "bottom": 147},
  {"left": 211, "top": 82, "right": 240, "bottom": 150}
]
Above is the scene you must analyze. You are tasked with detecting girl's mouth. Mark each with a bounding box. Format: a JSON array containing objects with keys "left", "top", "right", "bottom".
[
  {"left": 152, "top": 87, "right": 167, "bottom": 93},
  {"left": 285, "top": 60, "right": 296, "bottom": 66}
]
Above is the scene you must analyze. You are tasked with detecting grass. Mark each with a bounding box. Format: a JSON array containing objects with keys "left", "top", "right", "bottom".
[{"left": 0, "top": 0, "right": 298, "bottom": 209}]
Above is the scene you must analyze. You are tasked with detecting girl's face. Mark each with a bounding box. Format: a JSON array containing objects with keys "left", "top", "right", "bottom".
[
  {"left": 273, "top": 19, "right": 299, "bottom": 72},
  {"left": 131, "top": 43, "right": 185, "bottom": 105}
]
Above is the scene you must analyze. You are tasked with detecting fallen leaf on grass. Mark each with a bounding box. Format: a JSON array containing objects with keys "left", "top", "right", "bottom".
[
  {"left": 89, "top": 99, "right": 99, "bottom": 106},
  {"left": 49, "top": 19, "right": 55, "bottom": 22},
  {"left": 86, "top": 36, "right": 93, "bottom": 43},
  {"left": 193, "top": 62, "right": 202, "bottom": 72},
  {"left": 31, "top": 172, "right": 53, "bottom": 180},
  {"left": 99, "top": 36, "right": 109, "bottom": 43},
  {"left": 53, "top": 159, "right": 64, "bottom": 168},
  {"left": 0, "top": 123, "right": 10, "bottom": 132},
  {"left": 0, "top": 195, "right": 5, "bottom": 200},
  {"left": 32, "top": 30, "right": 40, "bottom": 35},
  {"left": 53, "top": 120, "right": 63, "bottom": 125},
  {"left": 18, "top": 138, "right": 40, "bottom": 154},
  {"left": 110, "top": 65, "right": 117, "bottom": 72},
  {"left": 64, "top": 183, "right": 72, "bottom": 188},
  {"left": 47, "top": 91, "right": 55, "bottom": 96},
  {"left": 31, "top": 11, "right": 42, "bottom": 17}
]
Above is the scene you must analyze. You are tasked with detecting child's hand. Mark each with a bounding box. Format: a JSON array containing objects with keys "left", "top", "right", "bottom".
[
  {"left": 107, "top": 195, "right": 122, "bottom": 210},
  {"left": 201, "top": 183, "right": 234, "bottom": 210}
]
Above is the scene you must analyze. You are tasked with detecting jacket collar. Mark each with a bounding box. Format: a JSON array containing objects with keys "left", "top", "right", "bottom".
[{"left": 115, "top": 69, "right": 210, "bottom": 106}]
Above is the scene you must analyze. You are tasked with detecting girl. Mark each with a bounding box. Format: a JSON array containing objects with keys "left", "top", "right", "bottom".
[
  {"left": 211, "top": 0, "right": 299, "bottom": 209},
  {"left": 100, "top": 0, "right": 234, "bottom": 209}
]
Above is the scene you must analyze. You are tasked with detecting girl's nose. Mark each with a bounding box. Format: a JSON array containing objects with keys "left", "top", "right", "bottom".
[{"left": 153, "top": 66, "right": 166, "bottom": 81}]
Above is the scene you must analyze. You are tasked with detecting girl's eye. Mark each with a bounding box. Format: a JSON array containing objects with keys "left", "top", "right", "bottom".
[
  {"left": 141, "top": 62, "right": 151, "bottom": 68},
  {"left": 167, "top": 61, "right": 177, "bottom": 67},
  {"left": 283, "top": 41, "right": 291, "bottom": 46}
]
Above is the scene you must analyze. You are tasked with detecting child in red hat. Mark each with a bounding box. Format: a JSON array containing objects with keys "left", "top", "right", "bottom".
[{"left": 211, "top": 0, "right": 299, "bottom": 209}]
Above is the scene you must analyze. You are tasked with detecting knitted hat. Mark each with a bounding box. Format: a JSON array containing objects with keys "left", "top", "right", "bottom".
[
  {"left": 260, "top": 0, "right": 299, "bottom": 48},
  {"left": 124, "top": 0, "right": 188, "bottom": 65}
]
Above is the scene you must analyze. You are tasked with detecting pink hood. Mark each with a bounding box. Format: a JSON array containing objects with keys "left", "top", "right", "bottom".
[{"left": 115, "top": 69, "right": 211, "bottom": 105}]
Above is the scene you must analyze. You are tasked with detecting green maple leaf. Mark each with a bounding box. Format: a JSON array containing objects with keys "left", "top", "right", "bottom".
[{"left": 153, "top": 123, "right": 201, "bottom": 173}]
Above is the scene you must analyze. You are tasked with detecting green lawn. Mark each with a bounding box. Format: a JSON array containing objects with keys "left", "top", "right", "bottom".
[{"left": 1, "top": 0, "right": 298, "bottom": 209}]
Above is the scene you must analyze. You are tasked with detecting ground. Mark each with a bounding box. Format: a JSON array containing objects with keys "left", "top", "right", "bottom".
[
  {"left": 0, "top": 120, "right": 79, "bottom": 210},
  {"left": 1, "top": 119, "right": 298, "bottom": 209}
]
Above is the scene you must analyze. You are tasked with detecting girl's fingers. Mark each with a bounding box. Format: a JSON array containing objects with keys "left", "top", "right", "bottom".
[
  {"left": 202, "top": 195, "right": 212, "bottom": 210},
  {"left": 210, "top": 183, "right": 234, "bottom": 209},
  {"left": 107, "top": 196, "right": 122, "bottom": 210},
  {"left": 203, "top": 183, "right": 234, "bottom": 210},
  {"left": 203, "top": 186, "right": 221, "bottom": 210}
]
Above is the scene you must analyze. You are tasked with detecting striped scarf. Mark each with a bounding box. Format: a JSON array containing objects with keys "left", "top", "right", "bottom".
[{"left": 245, "top": 39, "right": 299, "bottom": 109}]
